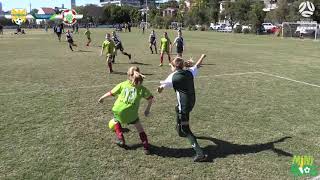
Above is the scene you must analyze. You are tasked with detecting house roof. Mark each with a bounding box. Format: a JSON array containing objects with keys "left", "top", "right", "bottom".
[{"left": 39, "top": 8, "right": 55, "bottom": 14}]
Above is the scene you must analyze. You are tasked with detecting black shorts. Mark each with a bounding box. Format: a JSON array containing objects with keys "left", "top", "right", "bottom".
[
  {"left": 116, "top": 43, "right": 124, "bottom": 51},
  {"left": 150, "top": 40, "right": 156, "bottom": 45},
  {"left": 57, "top": 32, "right": 62, "bottom": 37},
  {"left": 68, "top": 39, "right": 74, "bottom": 43},
  {"left": 177, "top": 48, "right": 183, "bottom": 54}
]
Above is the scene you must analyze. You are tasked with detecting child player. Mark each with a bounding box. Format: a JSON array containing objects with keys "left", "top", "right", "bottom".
[
  {"left": 100, "top": 33, "right": 115, "bottom": 73},
  {"left": 159, "top": 32, "right": 172, "bottom": 67},
  {"left": 84, "top": 27, "right": 91, "bottom": 46},
  {"left": 66, "top": 30, "right": 77, "bottom": 51},
  {"left": 172, "top": 30, "right": 184, "bottom": 57},
  {"left": 149, "top": 30, "right": 157, "bottom": 54},
  {"left": 112, "top": 31, "right": 132, "bottom": 63},
  {"left": 98, "top": 66, "right": 154, "bottom": 154},
  {"left": 157, "top": 54, "right": 208, "bottom": 162}
]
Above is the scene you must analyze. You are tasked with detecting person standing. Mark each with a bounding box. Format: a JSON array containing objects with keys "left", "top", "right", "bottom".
[
  {"left": 172, "top": 30, "right": 184, "bottom": 57},
  {"left": 100, "top": 33, "right": 116, "bottom": 73},
  {"left": 159, "top": 32, "right": 172, "bottom": 66},
  {"left": 149, "top": 30, "right": 157, "bottom": 54},
  {"left": 157, "top": 54, "right": 208, "bottom": 162}
]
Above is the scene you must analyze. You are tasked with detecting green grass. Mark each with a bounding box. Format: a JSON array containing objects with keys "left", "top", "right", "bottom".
[{"left": 1, "top": 28, "right": 319, "bottom": 179}]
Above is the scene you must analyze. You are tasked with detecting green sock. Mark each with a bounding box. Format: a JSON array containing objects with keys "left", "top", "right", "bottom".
[{"left": 186, "top": 134, "right": 204, "bottom": 156}]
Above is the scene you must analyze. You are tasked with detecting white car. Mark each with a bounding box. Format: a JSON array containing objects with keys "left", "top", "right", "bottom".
[
  {"left": 210, "top": 23, "right": 226, "bottom": 31},
  {"left": 262, "top": 23, "right": 276, "bottom": 32},
  {"left": 218, "top": 25, "right": 232, "bottom": 32},
  {"left": 242, "top": 24, "right": 252, "bottom": 31}
]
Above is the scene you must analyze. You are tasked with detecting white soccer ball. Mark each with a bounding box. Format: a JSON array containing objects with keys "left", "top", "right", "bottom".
[
  {"left": 299, "top": 1, "right": 315, "bottom": 18},
  {"left": 14, "top": 18, "right": 23, "bottom": 25}
]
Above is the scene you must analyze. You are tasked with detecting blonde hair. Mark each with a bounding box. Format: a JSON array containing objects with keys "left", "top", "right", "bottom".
[
  {"left": 127, "top": 66, "right": 145, "bottom": 86},
  {"left": 171, "top": 57, "right": 194, "bottom": 69},
  {"left": 171, "top": 57, "right": 184, "bottom": 69}
]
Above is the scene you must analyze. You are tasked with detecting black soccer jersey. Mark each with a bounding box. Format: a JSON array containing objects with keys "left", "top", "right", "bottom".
[{"left": 160, "top": 66, "right": 198, "bottom": 113}]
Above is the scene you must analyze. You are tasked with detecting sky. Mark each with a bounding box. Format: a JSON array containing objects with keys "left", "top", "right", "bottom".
[{"left": 0, "top": 0, "right": 99, "bottom": 11}]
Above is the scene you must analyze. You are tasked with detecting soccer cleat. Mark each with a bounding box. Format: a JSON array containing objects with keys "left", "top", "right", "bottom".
[
  {"left": 143, "top": 149, "right": 151, "bottom": 155},
  {"left": 114, "top": 138, "right": 125, "bottom": 148},
  {"left": 128, "top": 54, "right": 132, "bottom": 60},
  {"left": 159, "top": 63, "right": 163, "bottom": 67},
  {"left": 193, "top": 154, "right": 208, "bottom": 162}
]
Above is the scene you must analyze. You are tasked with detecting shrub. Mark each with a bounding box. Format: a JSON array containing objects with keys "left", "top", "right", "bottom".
[
  {"left": 234, "top": 25, "right": 242, "bottom": 33},
  {"left": 243, "top": 28, "right": 250, "bottom": 34},
  {"left": 188, "top": 26, "right": 192, "bottom": 31},
  {"left": 200, "top": 26, "right": 206, "bottom": 31},
  {"left": 192, "top": 26, "right": 197, "bottom": 31}
]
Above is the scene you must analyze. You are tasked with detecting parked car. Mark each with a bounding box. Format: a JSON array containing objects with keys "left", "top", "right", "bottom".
[
  {"left": 195, "top": 24, "right": 202, "bottom": 30},
  {"left": 170, "top": 22, "right": 183, "bottom": 30},
  {"left": 218, "top": 25, "right": 232, "bottom": 32},
  {"left": 210, "top": 23, "right": 227, "bottom": 31},
  {"left": 262, "top": 23, "right": 276, "bottom": 33},
  {"left": 242, "top": 24, "right": 252, "bottom": 32}
]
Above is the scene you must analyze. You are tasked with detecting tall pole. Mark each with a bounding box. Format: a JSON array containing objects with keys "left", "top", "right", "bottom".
[{"left": 145, "top": 0, "right": 147, "bottom": 29}]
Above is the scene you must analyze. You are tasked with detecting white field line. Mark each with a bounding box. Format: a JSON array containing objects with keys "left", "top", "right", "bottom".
[
  {"left": 0, "top": 72, "right": 259, "bottom": 96},
  {"left": 258, "top": 72, "right": 320, "bottom": 88},
  {"left": 1, "top": 71, "right": 319, "bottom": 96}
]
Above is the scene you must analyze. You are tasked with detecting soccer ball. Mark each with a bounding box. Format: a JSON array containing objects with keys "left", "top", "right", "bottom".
[
  {"left": 108, "top": 119, "right": 117, "bottom": 130},
  {"left": 299, "top": 1, "right": 315, "bottom": 18},
  {"left": 14, "top": 18, "right": 23, "bottom": 26}
]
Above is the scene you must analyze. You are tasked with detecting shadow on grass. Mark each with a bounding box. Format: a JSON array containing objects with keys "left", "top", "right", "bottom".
[
  {"left": 126, "top": 136, "right": 292, "bottom": 162},
  {"left": 77, "top": 50, "right": 93, "bottom": 53},
  {"left": 110, "top": 71, "right": 153, "bottom": 76}
]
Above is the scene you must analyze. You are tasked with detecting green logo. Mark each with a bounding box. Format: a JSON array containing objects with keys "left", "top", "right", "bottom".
[
  {"left": 291, "top": 155, "right": 318, "bottom": 177},
  {"left": 66, "top": 14, "right": 73, "bottom": 23}
]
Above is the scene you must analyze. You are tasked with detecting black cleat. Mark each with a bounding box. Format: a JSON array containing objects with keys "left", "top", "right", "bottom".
[{"left": 193, "top": 154, "right": 208, "bottom": 162}]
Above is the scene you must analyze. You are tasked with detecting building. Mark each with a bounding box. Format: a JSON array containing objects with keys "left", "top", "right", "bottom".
[
  {"left": 100, "top": 0, "right": 140, "bottom": 7},
  {"left": 262, "top": 0, "right": 277, "bottom": 12},
  {"left": 0, "top": 1, "right": 2, "bottom": 13},
  {"left": 162, "top": 7, "right": 177, "bottom": 17},
  {"left": 38, "top": 7, "right": 56, "bottom": 15},
  {"left": 71, "top": 0, "right": 76, "bottom": 9}
]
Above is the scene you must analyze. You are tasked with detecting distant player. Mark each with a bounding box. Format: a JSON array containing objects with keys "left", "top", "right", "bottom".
[
  {"left": 157, "top": 54, "right": 208, "bottom": 162},
  {"left": 100, "top": 33, "right": 116, "bottom": 73},
  {"left": 66, "top": 30, "right": 77, "bottom": 51},
  {"left": 159, "top": 32, "right": 172, "bottom": 66},
  {"left": 98, "top": 66, "right": 154, "bottom": 154},
  {"left": 0, "top": 24, "right": 3, "bottom": 35},
  {"left": 149, "top": 30, "right": 157, "bottom": 54},
  {"left": 84, "top": 27, "right": 91, "bottom": 46},
  {"left": 112, "top": 31, "right": 132, "bottom": 63},
  {"left": 56, "top": 24, "right": 63, "bottom": 42},
  {"left": 172, "top": 30, "right": 184, "bottom": 57}
]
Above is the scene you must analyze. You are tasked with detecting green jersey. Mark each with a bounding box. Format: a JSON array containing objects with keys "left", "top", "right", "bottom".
[
  {"left": 111, "top": 80, "right": 153, "bottom": 124},
  {"left": 161, "top": 37, "right": 171, "bottom": 52},
  {"left": 84, "top": 30, "right": 91, "bottom": 38},
  {"left": 102, "top": 40, "right": 115, "bottom": 56}
]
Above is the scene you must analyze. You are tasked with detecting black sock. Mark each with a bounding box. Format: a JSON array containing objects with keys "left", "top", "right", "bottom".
[
  {"left": 186, "top": 134, "right": 204, "bottom": 156},
  {"left": 69, "top": 45, "right": 73, "bottom": 51}
]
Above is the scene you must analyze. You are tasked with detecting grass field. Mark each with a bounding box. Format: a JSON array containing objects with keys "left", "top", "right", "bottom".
[{"left": 1, "top": 28, "right": 320, "bottom": 179}]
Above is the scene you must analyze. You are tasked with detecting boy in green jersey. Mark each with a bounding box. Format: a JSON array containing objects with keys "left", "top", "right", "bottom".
[
  {"left": 99, "top": 66, "right": 154, "bottom": 154},
  {"left": 84, "top": 27, "right": 91, "bottom": 46},
  {"left": 159, "top": 32, "right": 172, "bottom": 67},
  {"left": 157, "top": 54, "right": 208, "bottom": 162},
  {"left": 100, "top": 33, "right": 115, "bottom": 73}
]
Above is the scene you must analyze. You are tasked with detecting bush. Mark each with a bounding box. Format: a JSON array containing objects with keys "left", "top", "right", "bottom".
[
  {"left": 234, "top": 25, "right": 242, "bottom": 33},
  {"left": 192, "top": 26, "right": 197, "bottom": 31},
  {"left": 243, "top": 28, "right": 250, "bottom": 34},
  {"left": 188, "top": 26, "right": 192, "bottom": 31},
  {"left": 200, "top": 26, "right": 206, "bottom": 31}
]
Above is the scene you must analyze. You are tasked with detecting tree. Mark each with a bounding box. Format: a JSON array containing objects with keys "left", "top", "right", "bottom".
[
  {"left": 221, "top": 1, "right": 237, "bottom": 28},
  {"left": 249, "top": 1, "right": 266, "bottom": 33}
]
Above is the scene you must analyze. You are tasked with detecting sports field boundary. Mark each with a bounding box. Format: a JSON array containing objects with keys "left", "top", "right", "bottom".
[{"left": 1, "top": 71, "right": 319, "bottom": 96}]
